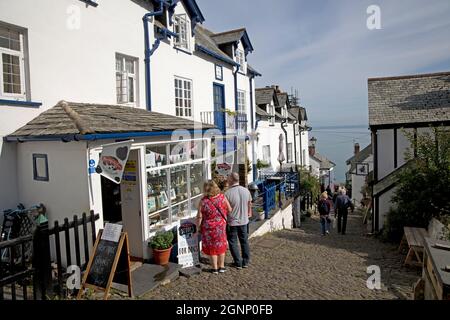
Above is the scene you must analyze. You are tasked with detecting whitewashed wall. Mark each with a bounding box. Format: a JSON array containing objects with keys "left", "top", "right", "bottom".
[{"left": 16, "top": 141, "right": 91, "bottom": 225}]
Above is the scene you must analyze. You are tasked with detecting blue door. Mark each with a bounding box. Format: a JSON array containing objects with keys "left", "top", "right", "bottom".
[{"left": 213, "top": 83, "right": 225, "bottom": 134}]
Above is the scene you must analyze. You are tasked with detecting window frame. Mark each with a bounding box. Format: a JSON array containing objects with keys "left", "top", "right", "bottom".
[
  {"left": 287, "top": 143, "right": 293, "bottom": 163},
  {"left": 33, "top": 154, "right": 49, "bottom": 182},
  {"left": 173, "top": 14, "right": 190, "bottom": 52},
  {"left": 115, "top": 53, "right": 138, "bottom": 106},
  {"left": 174, "top": 76, "right": 193, "bottom": 118},
  {"left": 0, "top": 23, "right": 27, "bottom": 100},
  {"left": 235, "top": 49, "right": 245, "bottom": 72},
  {"left": 268, "top": 104, "right": 275, "bottom": 126},
  {"left": 262, "top": 145, "right": 271, "bottom": 164},
  {"left": 237, "top": 90, "right": 246, "bottom": 113}
]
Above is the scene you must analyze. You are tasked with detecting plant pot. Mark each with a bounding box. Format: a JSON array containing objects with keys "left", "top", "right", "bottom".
[{"left": 152, "top": 246, "right": 173, "bottom": 266}]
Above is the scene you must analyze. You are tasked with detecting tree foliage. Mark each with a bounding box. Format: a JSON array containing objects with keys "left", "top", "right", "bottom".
[
  {"left": 298, "top": 167, "right": 320, "bottom": 201},
  {"left": 383, "top": 127, "right": 450, "bottom": 241}
]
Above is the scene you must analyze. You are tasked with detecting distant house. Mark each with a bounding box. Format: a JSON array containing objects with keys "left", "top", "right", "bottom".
[
  {"left": 254, "top": 86, "right": 310, "bottom": 178},
  {"left": 308, "top": 138, "right": 336, "bottom": 189},
  {"left": 368, "top": 71, "right": 450, "bottom": 232},
  {"left": 346, "top": 143, "right": 373, "bottom": 205}
]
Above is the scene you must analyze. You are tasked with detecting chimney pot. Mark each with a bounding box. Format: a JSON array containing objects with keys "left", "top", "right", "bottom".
[{"left": 354, "top": 143, "right": 360, "bottom": 155}]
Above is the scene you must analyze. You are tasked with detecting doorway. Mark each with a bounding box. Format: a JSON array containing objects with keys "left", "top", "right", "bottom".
[{"left": 100, "top": 149, "right": 144, "bottom": 259}]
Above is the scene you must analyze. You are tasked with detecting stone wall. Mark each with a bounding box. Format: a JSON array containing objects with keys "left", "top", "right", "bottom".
[{"left": 250, "top": 202, "right": 294, "bottom": 239}]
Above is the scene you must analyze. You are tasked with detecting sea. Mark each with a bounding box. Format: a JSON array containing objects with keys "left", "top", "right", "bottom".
[{"left": 309, "top": 124, "right": 371, "bottom": 183}]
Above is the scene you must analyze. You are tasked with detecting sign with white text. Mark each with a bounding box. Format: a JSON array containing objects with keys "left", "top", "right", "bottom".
[{"left": 177, "top": 219, "right": 200, "bottom": 268}]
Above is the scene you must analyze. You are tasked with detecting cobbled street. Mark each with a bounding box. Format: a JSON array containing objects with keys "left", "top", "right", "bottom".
[{"left": 143, "top": 213, "right": 420, "bottom": 300}]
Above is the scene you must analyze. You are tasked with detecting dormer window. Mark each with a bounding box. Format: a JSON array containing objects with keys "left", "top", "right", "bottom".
[
  {"left": 174, "top": 14, "right": 190, "bottom": 51},
  {"left": 236, "top": 49, "right": 245, "bottom": 72}
]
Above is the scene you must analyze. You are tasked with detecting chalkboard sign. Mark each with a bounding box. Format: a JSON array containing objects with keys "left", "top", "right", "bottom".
[
  {"left": 85, "top": 240, "right": 118, "bottom": 288},
  {"left": 77, "top": 228, "right": 132, "bottom": 300}
]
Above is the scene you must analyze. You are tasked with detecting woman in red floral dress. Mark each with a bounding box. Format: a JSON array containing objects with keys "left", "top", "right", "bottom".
[{"left": 196, "top": 180, "right": 232, "bottom": 274}]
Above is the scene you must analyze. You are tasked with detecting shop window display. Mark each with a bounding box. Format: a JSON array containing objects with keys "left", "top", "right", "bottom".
[{"left": 146, "top": 140, "right": 209, "bottom": 233}]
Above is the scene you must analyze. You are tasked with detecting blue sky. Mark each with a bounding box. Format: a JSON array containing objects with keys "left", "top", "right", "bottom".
[{"left": 197, "top": 0, "right": 450, "bottom": 127}]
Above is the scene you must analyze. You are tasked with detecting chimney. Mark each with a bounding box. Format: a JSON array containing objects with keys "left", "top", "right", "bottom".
[{"left": 354, "top": 143, "right": 360, "bottom": 155}]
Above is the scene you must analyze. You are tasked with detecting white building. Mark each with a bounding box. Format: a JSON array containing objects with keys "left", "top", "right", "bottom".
[
  {"left": 345, "top": 143, "right": 373, "bottom": 205},
  {"left": 254, "top": 86, "right": 309, "bottom": 179},
  {"left": 368, "top": 71, "right": 450, "bottom": 232},
  {"left": 0, "top": 0, "right": 261, "bottom": 260},
  {"left": 308, "top": 137, "right": 335, "bottom": 189}
]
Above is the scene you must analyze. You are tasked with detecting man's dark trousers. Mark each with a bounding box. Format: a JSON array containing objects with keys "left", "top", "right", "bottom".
[
  {"left": 337, "top": 209, "right": 348, "bottom": 234},
  {"left": 227, "top": 224, "right": 250, "bottom": 267}
]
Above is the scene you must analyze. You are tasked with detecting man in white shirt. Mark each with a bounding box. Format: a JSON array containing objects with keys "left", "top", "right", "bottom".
[{"left": 224, "top": 172, "right": 252, "bottom": 269}]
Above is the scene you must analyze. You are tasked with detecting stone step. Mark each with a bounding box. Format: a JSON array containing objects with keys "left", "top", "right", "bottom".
[{"left": 112, "top": 262, "right": 181, "bottom": 298}]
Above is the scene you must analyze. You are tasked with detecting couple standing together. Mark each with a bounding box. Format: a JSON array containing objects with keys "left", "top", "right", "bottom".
[{"left": 196, "top": 172, "right": 252, "bottom": 275}]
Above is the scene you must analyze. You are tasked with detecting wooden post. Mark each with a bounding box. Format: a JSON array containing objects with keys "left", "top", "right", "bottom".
[{"left": 32, "top": 221, "right": 52, "bottom": 300}]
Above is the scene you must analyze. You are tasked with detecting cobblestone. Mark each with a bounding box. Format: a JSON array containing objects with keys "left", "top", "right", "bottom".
[{"left": 142, "top": 212, "right": 420, "bottom": 300}]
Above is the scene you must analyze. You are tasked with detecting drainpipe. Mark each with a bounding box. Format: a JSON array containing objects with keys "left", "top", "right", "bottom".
[
  {"left": 293, "top": 121, "right": 298, "bottom": 168},
  {"left": 249, "top": 75, "right": 258, "bottom": 182},
  {"left": 281, "top": 118, "right": 288, "bottom": 171},
  {"left": 233, "top": 64, "right": 240, "bottom": 172},
  {"left": 143, "top": 0, "right": 174, "bottom": 111}
]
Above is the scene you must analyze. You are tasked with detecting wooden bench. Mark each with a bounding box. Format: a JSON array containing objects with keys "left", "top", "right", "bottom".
[
  {"left": 398, "top": 218, "right": 449, "bottom": 267},
  {"left": 398, "top": 227, "right": 428, "bottom": 267}
]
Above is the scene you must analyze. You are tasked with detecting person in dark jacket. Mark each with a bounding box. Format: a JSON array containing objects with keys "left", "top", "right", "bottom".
[
  {"left": 318, "top": 192, "right": 331, "bottom": 236},
  {"left": 334, "top": 189, "right": 354, "bottom": 235}
]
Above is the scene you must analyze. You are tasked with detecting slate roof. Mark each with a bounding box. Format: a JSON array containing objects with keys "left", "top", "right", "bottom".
[
  {"left": 256, "top": 106, "right": 270, "bottom": 117},
  {"left": 211, "top": 28, "right": 246, "bottom": 45},
  {"left": 287, "top": 110, "right": 297, "bottom": 121},
  {"left": 276, "top": 93, "right": 289, "bottom": 107},
  {"left": 7, "top": 101, "right": 214, "bottom": 140},
  {"left": 346, "top": 144, "right": 372, "bottom": 174},
  {"left": 368, "top": 71, "right": 450, "bottom": 127},
  {"left": 195, "top": 25, "right": 238, "bottom": 66},
  {"left": 311, "top": 152, "right": 336, "bottom": 170},
  {"left": 255, "top": 88, "right": 279, "bottom": 106}
]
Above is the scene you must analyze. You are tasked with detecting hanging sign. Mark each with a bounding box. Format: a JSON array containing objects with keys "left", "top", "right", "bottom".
[
  {"left": 177, "top": 218, "right": 200, "bottom": 268},
  {"left": 96, "top": 140, "right": 133, "bottom": 184},
  {"left": 356, "top": 163, "right": 370, "bottom": 176}
]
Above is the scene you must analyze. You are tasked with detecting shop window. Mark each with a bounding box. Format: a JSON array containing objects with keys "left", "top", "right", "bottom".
[
  {"left": 0, "top": 23, "right": 27, "bottom": 100},
  {"left": 174, "top": 77, "right": 193, "bottom": 118},
  {"left": 146, "top": 141, "right": 209, "bottom": 233},
  {"left": 116, "top": 53, "right": 138, "bottom": 106},
  {"left": 33, "top": 154, "right": 49, "bottom": 182}
]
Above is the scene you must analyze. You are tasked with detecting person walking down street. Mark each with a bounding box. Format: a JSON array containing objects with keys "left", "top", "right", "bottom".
[
  {"left": 334, "top": 188, "right": 354, "bottom": 235},
  {"left": 225, "top": 173, "right": 253, "bottom": 269},
  {"left": 197, "top": 181, "right": 232, "bottom": 274},
  {"left": 318, "top": 192, "right": 332, "bottom": 236}
]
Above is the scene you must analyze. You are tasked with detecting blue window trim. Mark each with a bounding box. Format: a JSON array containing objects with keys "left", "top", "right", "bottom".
[
  {"left": 0, "top": 99, "right": 42, "bottom": 108},
  {"left": 215, "top": 64, "right": 223, "bottom": 81},
  {"left": 79, "top": 0, "right": 98, "bottom": 7},
  {"left": 33, "top": 154, "right": 49, "bottom": 182}
]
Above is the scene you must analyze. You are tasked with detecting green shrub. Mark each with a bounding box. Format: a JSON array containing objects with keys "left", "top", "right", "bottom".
[
  {"left": 383, "top": 127, "right": 450, "bottom": 242},
  {"left": 149, "top": 231, "right": 174, "bottom": 250}
]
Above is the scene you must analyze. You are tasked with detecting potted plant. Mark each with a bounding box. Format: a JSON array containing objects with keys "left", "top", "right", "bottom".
[{"left": 149, "top": 230, "right": 174, "bottom": 266}]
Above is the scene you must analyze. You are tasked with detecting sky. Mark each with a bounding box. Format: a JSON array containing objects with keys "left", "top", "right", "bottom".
[
  {"left": 197, "top": 0, "right": 450, "bottom": 126},
  {"left": 196, "top": 0, "right": 450, "bottom": 181}
]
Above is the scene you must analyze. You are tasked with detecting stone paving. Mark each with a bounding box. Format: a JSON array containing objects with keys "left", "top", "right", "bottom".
[{"left": 142, "top": 212, "right": 421, "bottom": 300}]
